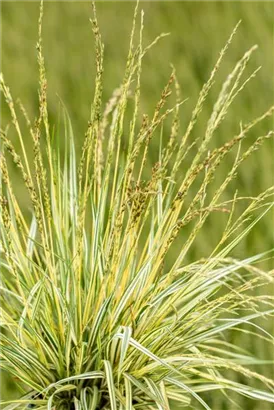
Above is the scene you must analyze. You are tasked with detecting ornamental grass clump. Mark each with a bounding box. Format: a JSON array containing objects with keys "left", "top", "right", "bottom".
[{"left": 0, "top": 2, "right": 274, "bottom": 409}]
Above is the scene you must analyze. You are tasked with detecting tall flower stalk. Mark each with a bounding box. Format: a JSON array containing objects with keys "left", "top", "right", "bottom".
[{"left": 0, "top": 2, "right": 273, "bottom": 409}]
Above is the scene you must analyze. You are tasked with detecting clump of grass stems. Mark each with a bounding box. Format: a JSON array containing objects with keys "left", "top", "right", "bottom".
[{"left": 0, "top": 1, "right": 274, "bottom": 409}]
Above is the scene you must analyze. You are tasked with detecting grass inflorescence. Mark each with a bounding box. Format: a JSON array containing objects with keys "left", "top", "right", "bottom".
[{"left": 0, "top": 1, "right": 274, "bottom": 409}]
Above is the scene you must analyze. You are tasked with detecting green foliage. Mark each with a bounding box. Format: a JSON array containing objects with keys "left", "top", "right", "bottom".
[{"left": 0, "top": 2, "right": 273, "bottom": 409}]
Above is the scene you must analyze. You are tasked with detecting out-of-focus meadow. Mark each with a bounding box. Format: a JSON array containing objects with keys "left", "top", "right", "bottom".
[{"left": 1, "top": 1, "right": 273, "bottom": 408}]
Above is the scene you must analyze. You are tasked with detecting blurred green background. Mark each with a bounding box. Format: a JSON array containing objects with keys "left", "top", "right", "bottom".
[{"left": 1, "top": 1, "right": 273, "bottom": 408}]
